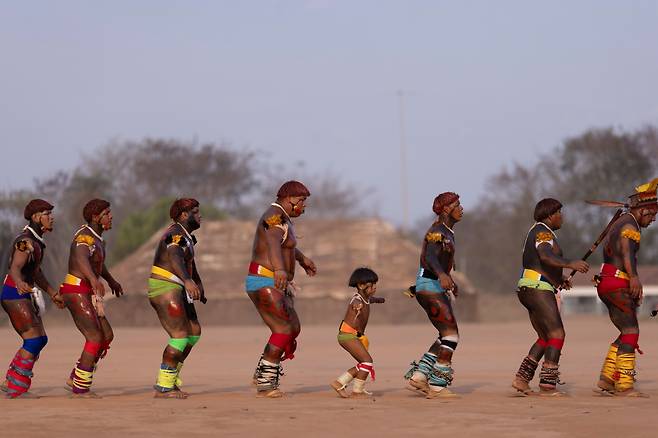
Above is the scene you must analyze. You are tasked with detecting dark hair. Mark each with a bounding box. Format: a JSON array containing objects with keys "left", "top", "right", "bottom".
[
  {"left": 277, "top": 180, "right": 310, "bottom": 199},
  {"left": 348, "top": 267, "right": 379, "bottom": 287},
  {"left": 83, "top": 199, "right": 111, "bottom": 223},
  {"left": 432, "top": 192, "right": 459, "bottom": 215},
  {"left": 534, "top": 198, "right": 562, "bottom": 222},
  {"left": 170, "top": 198, "right": 200, "bottom": 220},
  {"left": 24, "top": 199, "right": 54, "bottom": 220}
]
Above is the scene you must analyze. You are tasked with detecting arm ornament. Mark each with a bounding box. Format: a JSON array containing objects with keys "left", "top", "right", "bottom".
[
  {"left": 15, "top": 239, "right": 34, "bottom": 253},
  {"left": 621, "top": 229, "right": 641, "bottom": 243},
  {"left": 263, "top": 214, "right": 283, "bottom": 229},
  {"left": 165, "top": 234, "right": 186, "bottom": 247},
  {"left": 535, "top": 231, "right": 554, "bottom": 246},
  {"left": 74, "top": 235, "right": 95, "bottom": 247},
  {"left": 425, "top": 232, "right": 443, "bottom": 243}
]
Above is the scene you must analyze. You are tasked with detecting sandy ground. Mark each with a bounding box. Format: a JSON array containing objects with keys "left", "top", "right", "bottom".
[{"left": 2, "top": 316, "right": 658, "bottom": 438}]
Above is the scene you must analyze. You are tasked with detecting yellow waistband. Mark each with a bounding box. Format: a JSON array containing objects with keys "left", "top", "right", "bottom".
[
  {"left": 616, "top": 271, "right": 630, "bottom": 280},
  {"left": 64, "top": 274, "right": 83, "bottom": 286},
  {"left": 151, "top": 266, "right": 184, "bottom": 286},
  {"left": 522, "top": 269, "right": 543, "bottom": 281}
]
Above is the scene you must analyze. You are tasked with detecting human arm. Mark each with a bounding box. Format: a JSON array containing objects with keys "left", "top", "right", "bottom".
[
  {"left": 8, "top": 245, "right": 33, "bottom": 294},
  {"left": 192, "top": 262, "right": 206, "bottom": 304},
  {"left": 165, "top": 244, "right": 200, "bottom": 300},
  {"left": 72, "top": 244, "right": 106, "bottom": 296},
  {"left": 423, "top": 235, "right": 454, "bottom": 291},
  {"left": 101, "top": 264, "right": 123, "bottom": 297},
  {"left": 265, "top": 226, "right": 288, "bottom": 290},
  {"left": 536, "top": 243, "right": 589, "bottom": 273},
  {"left": 34, "top": 267, "right": 64, "bottom": 308},
  {"left": 370, "top": 296, "right": 385, "bottom": 304},
  {"left": 295, "top": 248, "right": 317, "bottom": 277},
  {"left": 620, "top": 225, "right": 642, "bottom": 300}
]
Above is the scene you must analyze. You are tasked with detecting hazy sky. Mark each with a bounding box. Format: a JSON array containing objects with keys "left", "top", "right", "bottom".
[{"left": 1, "top": 1, "right": 657, "bottom": 225}]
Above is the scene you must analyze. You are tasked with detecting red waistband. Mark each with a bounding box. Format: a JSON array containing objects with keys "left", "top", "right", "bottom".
[
  {"left": 248, "top": 262, "right": 275, "bottom": 278},
  {"left": 600, "top": 263, "right": 627, "bottom": 277},
  {"left": 59, "top": 280, "right": 93, "bottom": 294},
  {"left": 3, "top": 275, "right": 16, "bottom": 288}
]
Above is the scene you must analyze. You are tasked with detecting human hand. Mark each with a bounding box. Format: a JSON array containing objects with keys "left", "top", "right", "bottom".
[
  {"left": 274, "top": 270, "right": 288, "bottom": 291},
  {"left": 439, "top": 273, "right": 455, "bottom": 291},
  {"left": 51, "top": 292, "right": 65, "bottom": 309},
  {"left": 300, "top": 256, "right": 317, "bottom": 277},
  {"left": 16, "top": 279, "right": 32, "bottom": 294},
  {"left": 568, "top": 260, "right": 589, "bottom": 273},
  {"left": 184, "top": 279, "right": 201, "bottom": 300},
  {"left": 109, "top": 279, "right": 123, "bottom": 297},
  {"left": 629, "top": 276, "right": 643, "bottom": 301},
  {"left": 91, "top": 277, "right": 105, "bottom": 297}
]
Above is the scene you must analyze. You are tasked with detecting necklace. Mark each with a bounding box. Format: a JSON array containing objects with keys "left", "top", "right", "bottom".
[
  {"left": 23, "top": 225, "right": 45, "bottom": 245},
  {"left": 271, "top": 202, "right": 291, "bottom": 220}
]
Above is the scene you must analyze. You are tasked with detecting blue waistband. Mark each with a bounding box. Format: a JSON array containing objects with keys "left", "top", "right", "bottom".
[
  {"left": 245, "top": 275, "right": 276, "bottom": 293},
  {"left": 415, "top": 275, "right": 445, "bottom": 293},
  {"left": 1, "top": 284, "right": 29, "bottom": 300}
]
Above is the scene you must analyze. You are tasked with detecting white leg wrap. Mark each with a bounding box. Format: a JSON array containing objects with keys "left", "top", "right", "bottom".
[{"left": 336, "top": 371, "right": 354, "bottom": 387}]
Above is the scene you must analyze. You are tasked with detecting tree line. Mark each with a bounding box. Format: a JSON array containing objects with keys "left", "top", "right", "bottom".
[
  {"left": 0, "top": 138, "right": 371, "bottom": 283},
  {"left": 454, "top": 125, "right": 658, "bottom": 295}
]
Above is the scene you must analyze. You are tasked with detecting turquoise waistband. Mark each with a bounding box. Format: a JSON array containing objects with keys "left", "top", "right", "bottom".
[
  {"left": 415, "top": 275, "right": 445, "bottom": 293},
  {"left": 245, "top": 275, "right": 275, "bottom": 293}
]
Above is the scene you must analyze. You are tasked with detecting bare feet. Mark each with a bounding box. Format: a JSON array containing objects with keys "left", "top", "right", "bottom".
[
  {"left": 593, "top": 379, "right": 615, "bottom": 396},
  {"left": 6, "top": 391, "right": 40, "bottom": 399},
  {"left": 330, "top": 381, "right": 350, "bottom": 398},
  {"left": 614, "top": 388, "right": 649, "bottom": 398},
  {"left": 426, "top": 387, "right": 459, "bottom": 399},
  {"left": 154, "top": 389, "right": 188, "bottom": 399},
  {"left": 350, "top": 390, "right": 373, "bottom": 399},
  {"left": 512, "top": 377, "right": 533, "bottom": 396},
  {"left": 406, "top": 378, "right": 429, "bottom": 395},
  {"left": 534, "top": 388, "right": 567, "bottom": 397},
  {"left": 70, "top": 391, "right": 102, "bottom": 399},
  {"left": 257, "top": 388, "right": 284, "bottom": 398},
  {"left": 64, "top": 378, "right": 74, "bottom": 392}
]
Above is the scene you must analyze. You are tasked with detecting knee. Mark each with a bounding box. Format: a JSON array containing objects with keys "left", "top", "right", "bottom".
[
  {"left": 547, "top": 328, "right": 565, "bottom": 341},
  {"left": 85, "top": 331, "right": 104, "bottom": 344},
  {"left": 104, "top": 330, "right": 114, "bottom": 346},
  {"left": 187, "top": 334, "right": 201, "bottom": 347},
  {"left": 22, "top": 335, "right": 48, "bottom": 356}
]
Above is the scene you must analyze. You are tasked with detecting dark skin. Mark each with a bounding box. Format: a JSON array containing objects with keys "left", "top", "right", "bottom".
[
  {"left": 519, "top": 210, "right": 589, "bottom": 365},
  {"left": 2, "top": 211, "right": 64, "bottom": 361},
  {"left": 63, "top": 208, "right": 123, "bottom": 378},
  {"left": 249, "top": 195, "right": 317, "bottom": 363},
  {"left": 149, "top": 208, "right": 204, "bottom": 398},
  {"left": 534, "top": 210, "right": 589, "bottom": 289},
  {"left": 605, "top": 208, "right": 657, "bottom": 301},
  {"left": 417, "top": 200, "right": 463, "bottom": 363},
  {"left": 601, "top": 207, "right": 657, "bottom": 352},
  {"left": 338, "top": 282, "right": 384, "bottom": 380}
]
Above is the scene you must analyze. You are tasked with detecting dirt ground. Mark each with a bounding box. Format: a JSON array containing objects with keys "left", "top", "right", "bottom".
[{"left": 2, "top": 316, "right": 658, "bottom": 438}]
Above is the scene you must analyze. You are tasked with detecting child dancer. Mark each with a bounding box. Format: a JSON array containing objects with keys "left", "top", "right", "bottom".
[{"left": 330, "top": 267, "right": 385, "bottom": 398}]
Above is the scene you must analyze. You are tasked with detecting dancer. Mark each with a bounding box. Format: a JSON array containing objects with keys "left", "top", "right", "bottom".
[
  {"left": 330, "top": 267, "right": 385, "bottom": 398},
  {"left": 404, "top": 192, "right": 463, "bottom": 399},
  {"left": 594, "top": 180, "right": 658, "bottom": 397},
  {"left": 512, "top": 198, "right": 588, "bottom": 396},
  {"left": 1, "top": 200, "right": 64, "bottom": 398},
  {"left": 61, "top": 199, "right": 123, "bottom": 397},
  {"left": 246, "top": 180, "right": 317, "bottom": 398},
  {"left": 149, "top": 198, "right": 205, "bottom": 398}
]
